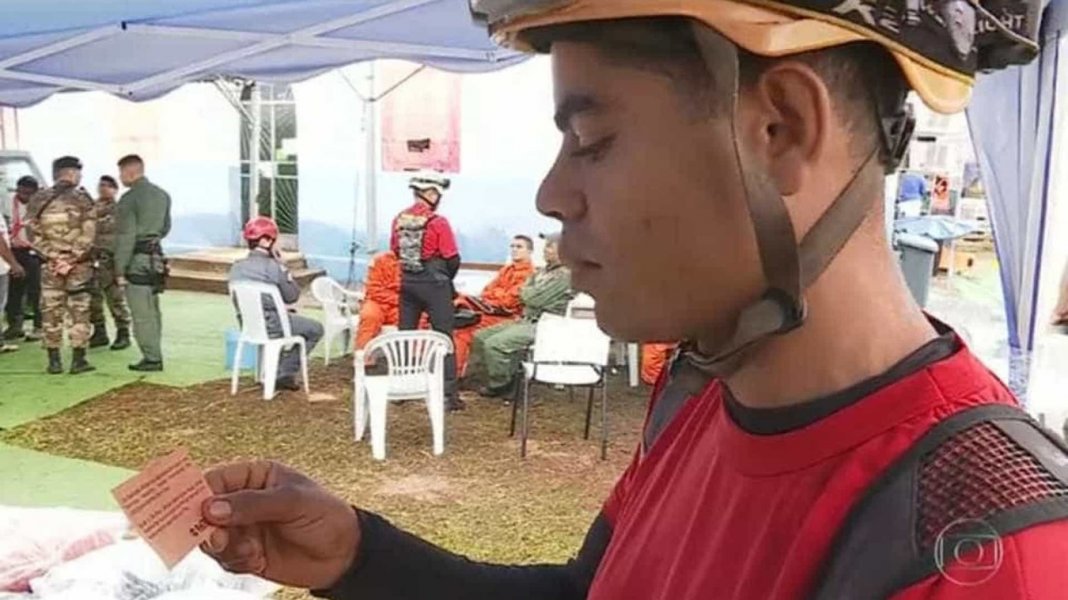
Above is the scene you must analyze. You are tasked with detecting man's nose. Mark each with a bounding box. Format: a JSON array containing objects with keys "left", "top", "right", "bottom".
[{"left": 536, "top": 155, "right": 585, "bottom": 223}]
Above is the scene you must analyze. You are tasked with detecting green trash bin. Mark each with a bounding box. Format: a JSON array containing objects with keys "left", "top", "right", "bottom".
[{"left": 896, "top": 233, "right": 939, "bottom": 308}]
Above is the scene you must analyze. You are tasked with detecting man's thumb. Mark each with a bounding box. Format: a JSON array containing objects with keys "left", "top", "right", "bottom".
[{"left": 204, "top": 487, "right": 299, "bottom": 527}]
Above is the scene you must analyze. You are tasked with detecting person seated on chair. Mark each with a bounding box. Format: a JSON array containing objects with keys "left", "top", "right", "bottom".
[
  {"left": 453, "top": 235, "right": 537, "bottom": 377},
  {"left": 229, "top": 216, "right": 323, "bottom": 392},
  {"left": 467, "top": 233, "right": 573, "bottom": 398},
  {"left": 641, "top": 343, "right": 678, "bottom": 386},
  {"left": 354, "top": 251, "right": 401, "bottom": 352}
]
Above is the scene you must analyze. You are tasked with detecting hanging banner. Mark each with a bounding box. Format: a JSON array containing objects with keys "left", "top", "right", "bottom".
[{"left": 380, "top": 62, "right": 461, "bottom": 173}]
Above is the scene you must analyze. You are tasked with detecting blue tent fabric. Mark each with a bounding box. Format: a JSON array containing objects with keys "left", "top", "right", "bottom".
[
  {"left": 0, "top": 0, "right": 522, "bottom": 107},
  {"left": 966, "top": 0, "right": 1066, "bottom": 407}
]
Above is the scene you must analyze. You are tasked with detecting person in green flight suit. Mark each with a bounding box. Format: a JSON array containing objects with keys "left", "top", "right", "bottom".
[
  {"left": 114, "top": 154, "right": 171, "bottom": 372},
  {"left": 466, "top": 233, "right": 574, "bottom": 397}
]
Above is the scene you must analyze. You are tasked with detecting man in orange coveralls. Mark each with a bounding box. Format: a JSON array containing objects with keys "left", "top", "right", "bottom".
[
  {"left": 453, "top": 235, "right": 535, "bottom": 376},
  {"left": 640, "top": 343, "right": 677, "bottom": 386},
  {"left": 354, "top": 251, "right": 401, "bottom": 350}
]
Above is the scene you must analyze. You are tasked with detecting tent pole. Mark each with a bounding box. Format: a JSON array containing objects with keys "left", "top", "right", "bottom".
[
  {"left": 365, "top": 63, "right": 378, "bottom": 250},
  {"left": 250, "top": 84, "right": 262, "bottom": 219}
]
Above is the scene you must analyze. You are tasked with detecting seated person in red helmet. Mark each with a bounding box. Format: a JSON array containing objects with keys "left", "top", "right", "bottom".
[{"left": 228, "top": 217, "right": 323, "bottom": 392}]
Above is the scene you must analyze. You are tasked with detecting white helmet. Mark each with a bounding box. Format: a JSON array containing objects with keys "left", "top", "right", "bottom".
[{"left": 409, "top": 173, "right": 451, "bottom": 195}]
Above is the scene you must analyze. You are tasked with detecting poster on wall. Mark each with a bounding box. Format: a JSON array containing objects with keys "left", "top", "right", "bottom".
[
  {"left": 380, "top": 62, "right": 461, "bottom": 173},
  {"left": 930, "top": 174, "right": 952, "bottom": 214}
]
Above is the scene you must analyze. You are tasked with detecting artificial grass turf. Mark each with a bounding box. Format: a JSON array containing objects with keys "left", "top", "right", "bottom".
[
  {"left": 0, "top": 443, "right": 133, "bottom": 509},
  {"left": 0, "top": 290, "right": 326, "bottom": 429}
]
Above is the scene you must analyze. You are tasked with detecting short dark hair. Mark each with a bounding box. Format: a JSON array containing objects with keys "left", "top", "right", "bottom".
[
  {"left": 513, "top": 235, "right": 534, "bottom": 251},
  {"left": 16, "top": 175, "right": 38, "bottom": 191},
  {"left": 117, "top": 154, "right": 144, "bottom": 168},
  {"left": 99, "top": 175, "right": 118, "bottom": 189},
  {"left": 524, "top": 17, "right": 908, "bottom": 168}
]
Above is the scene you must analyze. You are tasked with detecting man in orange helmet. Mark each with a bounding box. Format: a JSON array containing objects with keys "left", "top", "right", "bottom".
[
  {"left": 354, "top": 251, "right": 401, "bottom": 350},
  {"left": 229, "top": 217, "right": 323, "bottom": 392},
  {"left": 453, "top": 234, "right": 536, "bottom": 376},
  {"left": 200, "top": 1, "right": 1063, "bottom": 598}
]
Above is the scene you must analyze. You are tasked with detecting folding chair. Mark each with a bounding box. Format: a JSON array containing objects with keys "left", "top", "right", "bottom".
[{"left": 512, "top": 313, "right": 612, "bottom": 459}]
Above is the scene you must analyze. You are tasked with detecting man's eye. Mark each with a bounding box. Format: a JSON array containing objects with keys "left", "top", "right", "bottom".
[{"left": 570, "top": 135, "right": 616, "bottom": 161}]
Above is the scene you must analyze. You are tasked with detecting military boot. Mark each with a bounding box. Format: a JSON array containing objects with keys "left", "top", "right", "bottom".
[
  {"left": 47, "top": 349, "right": 63, "bottom": 375},
  {"left": 70, "top": 348, "right": 96, "bottom": 375},
  {"left": 89, "top": 322, "right": 110, "bottom": 349},
  {"left": 111, "top": 327, "right": 131, "bottom": 351}
]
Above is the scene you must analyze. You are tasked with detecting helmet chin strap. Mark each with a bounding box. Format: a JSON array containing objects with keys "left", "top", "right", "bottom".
[{"left": 671, "top": 23, "right": 887, "bottom": 394}]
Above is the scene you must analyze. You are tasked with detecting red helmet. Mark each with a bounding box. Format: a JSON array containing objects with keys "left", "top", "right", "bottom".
[{"left": 243, "top": 216, "right": 279, "bottom": 242}]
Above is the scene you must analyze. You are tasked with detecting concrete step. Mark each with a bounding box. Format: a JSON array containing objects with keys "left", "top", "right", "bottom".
[
  {"left": 167, "top": 267, "right": 325, "bottom": 295},
  {"left": 169, "top": 248, "right": 309, "bottom": 275}
]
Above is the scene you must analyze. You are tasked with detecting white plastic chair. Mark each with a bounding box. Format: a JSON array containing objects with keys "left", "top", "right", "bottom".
[
  {"left": 229, "top": 281, "right": 310, "bottom": 400},
  {"left": 513, "top": 313, "right": 612, "bottom": 459},
  {"left": 353, "top": 330, "right": 454, "bottom": 460},
  {"left": 310, "top": 276, "right": 362, "bottom": 365},
  {"left": 565, "top": 294, "right": 640, "bottom": 387}
]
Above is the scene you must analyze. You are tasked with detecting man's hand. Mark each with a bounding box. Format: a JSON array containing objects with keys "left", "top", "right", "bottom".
[
  {"left": 200, "top": 461, "right": 361, "bottom": 590},
  {"left": 9, "top": 263, "right": 25, "bottom": 279},
  {"left": 52, "top": 261, "right": 73, "bottom": 276}
]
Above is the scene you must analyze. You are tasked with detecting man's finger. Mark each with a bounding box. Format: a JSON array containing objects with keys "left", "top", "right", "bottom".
[
  {"left": 204, "top": 460, "right": 276, "bottom": 495},
  {"left": 203, "top": 486, "right": 300, "bottom": 527},
  {"left": 203, "top": 527, "right": 230, "bottom": 554}
]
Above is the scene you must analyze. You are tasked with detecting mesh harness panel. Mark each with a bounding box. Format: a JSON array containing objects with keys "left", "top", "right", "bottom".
[{"left": 813, "top": 404, "right": 1068, "bottom": 599}]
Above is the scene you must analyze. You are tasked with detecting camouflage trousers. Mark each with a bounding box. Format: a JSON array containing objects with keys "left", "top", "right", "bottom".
[
  {"left": 41, "top": 262, "right": 94, "bottom": 350},
  {"left": 89, "top": 253, "right": 131, "bottom": 328}
]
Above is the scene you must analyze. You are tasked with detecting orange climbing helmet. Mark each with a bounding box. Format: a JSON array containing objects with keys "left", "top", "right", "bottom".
[{"left": 471, "top": 0, "right": 1040, "bottom": 114}]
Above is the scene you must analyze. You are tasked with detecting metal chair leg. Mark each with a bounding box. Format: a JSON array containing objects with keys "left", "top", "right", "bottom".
[
  {"left": 509, "top": 381, "right": 520, "bottom": 437},
  {"left": 520, "top": 378, "right": 531, "bottom": 458},
  {"left": 600, "top": 383, "right": 608, "bottom": 461},
  {"left": 584, "top": 386, "right": 594, "bottom": 440}
]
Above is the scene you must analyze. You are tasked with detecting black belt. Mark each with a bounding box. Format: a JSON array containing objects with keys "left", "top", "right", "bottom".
[{"left": 134, "top": 239, "right": 161, "bottom": 254}]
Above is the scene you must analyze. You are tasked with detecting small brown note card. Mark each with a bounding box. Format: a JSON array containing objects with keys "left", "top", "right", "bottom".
[{"left": 112, "top": 448, "right": 215, "bottom": 568}]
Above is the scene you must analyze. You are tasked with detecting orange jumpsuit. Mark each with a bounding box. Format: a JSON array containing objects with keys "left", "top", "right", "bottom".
[
  {"left": 453, "top": 259, "right": 535, "bottom": 376},
  {"left": 641, "top": 343, "right": 678, "bottom": 385},
  {"left": 355, "top": 252, "right": 401, "bottom": 349}
]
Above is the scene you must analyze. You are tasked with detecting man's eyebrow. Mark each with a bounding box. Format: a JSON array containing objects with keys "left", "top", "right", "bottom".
[{"left": 554, "top": 93, "right": 601, "bottom": 132}]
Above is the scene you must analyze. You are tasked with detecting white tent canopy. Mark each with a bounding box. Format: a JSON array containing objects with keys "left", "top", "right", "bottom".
[{"left": 0, "top": 0, "right": 522, "bottom": 107}]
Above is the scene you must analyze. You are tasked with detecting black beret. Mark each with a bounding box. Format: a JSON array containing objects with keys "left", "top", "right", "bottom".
[{"left": 52, "top": 156, "right": 83, "bottom": 171}]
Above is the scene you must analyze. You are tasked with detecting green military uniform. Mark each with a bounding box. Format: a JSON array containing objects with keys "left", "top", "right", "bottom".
[
  {"left": 89, "top": 196, "right": 132, "bottom": 340},
  {"left": 28, "top": 182, "right": 96, "bottom": 351},
  {"left": 468, "top": 263, "right": 574, "bottom": 390},
  {"left": 115, "top": 177, "right": 171, "bottom": 366}
]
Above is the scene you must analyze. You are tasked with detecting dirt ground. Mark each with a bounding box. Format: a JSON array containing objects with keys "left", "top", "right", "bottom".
[{"left": 2, "top": 364, "right": 651, "bottom": 599}]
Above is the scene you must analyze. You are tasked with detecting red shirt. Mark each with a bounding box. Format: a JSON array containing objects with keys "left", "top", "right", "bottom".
[
  {"left": 389, "top": 203, "right": 458, "bottom": 261},
  {"left": 589, "top": 343, "right": 1068, "bottom": 599}
]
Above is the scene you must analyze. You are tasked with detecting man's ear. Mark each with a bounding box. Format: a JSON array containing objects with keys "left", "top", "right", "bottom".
[{"left": 738, "top": 62, "right": 833, "bottom": 197}]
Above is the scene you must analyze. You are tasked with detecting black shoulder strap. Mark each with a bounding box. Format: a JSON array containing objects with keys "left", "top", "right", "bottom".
[{"left": 812, "top": 404, "right": 1068, "bottom": 599}]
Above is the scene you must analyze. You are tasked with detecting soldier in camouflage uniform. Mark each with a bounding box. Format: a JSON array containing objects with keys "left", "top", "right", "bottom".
[
  {"left": 88, "top": 175, "right": 132, "bottom": 350},
  {"left": 28, "top": 156, "right": 97, "bottom": 375}
]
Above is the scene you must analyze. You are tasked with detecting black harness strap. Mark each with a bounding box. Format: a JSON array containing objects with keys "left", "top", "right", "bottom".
[{"left": 812, "top": 404, "right": 1068, "bottom": 599}]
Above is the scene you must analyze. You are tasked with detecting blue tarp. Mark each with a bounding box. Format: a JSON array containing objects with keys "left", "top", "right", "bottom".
[
  {"left": 966, "top": 0, "right": 1066, "bottom": 406},
  {"left": 0, "top": 0, "right": 522, "bottom": 107}
]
